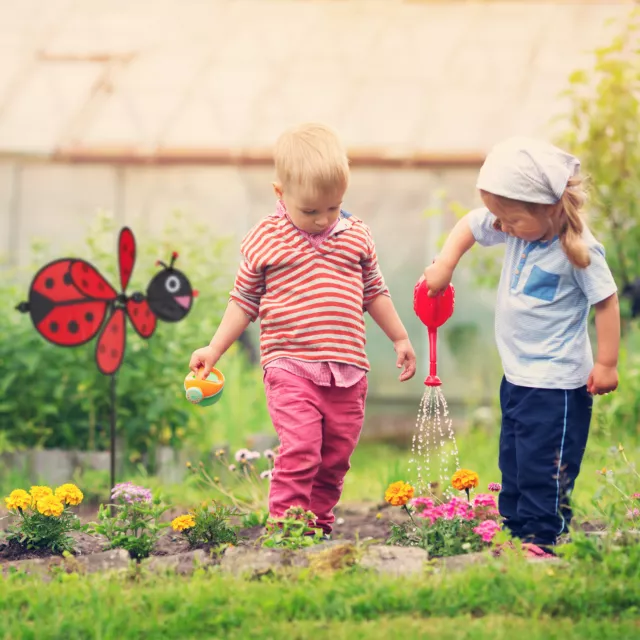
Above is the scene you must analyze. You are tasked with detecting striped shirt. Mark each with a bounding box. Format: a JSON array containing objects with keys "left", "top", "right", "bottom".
[
  {"left": 264, "top": 202, "right": 366, "bottom": 388},
  {"left": 468, "top": 207, "right": 617, "bottom": 389},
  {"left": 230, "top": 203, "right": 389, "bottom": 372}
]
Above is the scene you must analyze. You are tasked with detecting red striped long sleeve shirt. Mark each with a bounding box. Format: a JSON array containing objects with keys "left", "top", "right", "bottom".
[{"left": 229, "top": 209, "right": 389, "bottom": 371}]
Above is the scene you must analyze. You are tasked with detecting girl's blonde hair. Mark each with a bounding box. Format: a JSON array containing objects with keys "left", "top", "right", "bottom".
[
  {"left": 486, "top": 174, "right": 590, "bottom": 269},
  {"left": 274, "top": 122, "right": 350, "bottom": 195}
]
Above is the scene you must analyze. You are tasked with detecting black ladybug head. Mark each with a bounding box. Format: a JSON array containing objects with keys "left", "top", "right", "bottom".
[{"left": 147, "top": 252, "right": 197, "bottom": 322}]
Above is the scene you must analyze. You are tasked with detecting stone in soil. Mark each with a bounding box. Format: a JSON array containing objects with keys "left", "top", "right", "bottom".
[
  {"left": 1, "top": 549, "right": 131, "bottom": 580},
  {"left": 220, "top": 541, "right": 428, "bottom": 578},
  {"left": 143, "top": 550, "right": 215, "bottom": 575}
]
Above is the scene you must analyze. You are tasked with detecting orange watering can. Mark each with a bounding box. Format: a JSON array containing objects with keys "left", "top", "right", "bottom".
[{"left": 413, "top": 276, "right": 455, "bottom": 387}]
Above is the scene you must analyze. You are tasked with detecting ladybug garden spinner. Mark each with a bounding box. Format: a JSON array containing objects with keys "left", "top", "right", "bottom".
[{"left": 15, "top": 227, "right": 196, "bottom": 491}]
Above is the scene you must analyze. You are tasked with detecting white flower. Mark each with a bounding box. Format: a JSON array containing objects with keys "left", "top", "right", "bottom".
[
  {"left": 260, "top": 470, "right": 272, "bottom": 480},
  {"left": 234, "top": 448, "right": 251, "bottom": 462},
  {"left": 247, "top": 451, "right": 261, "bottom": 461},
  {"left": 228, "top": 464, "right": 236, "bottom": 472},
  {"left": 263, "top": 449, "right": 276, "bottom": 460},
  {"left": 336, "top": 517, "right": 345, "bottom": 526}
]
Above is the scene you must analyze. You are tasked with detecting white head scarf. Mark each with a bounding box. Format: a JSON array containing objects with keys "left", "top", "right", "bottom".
[{"left": 476, "top": 136, "right": 580, "bottom": 205}]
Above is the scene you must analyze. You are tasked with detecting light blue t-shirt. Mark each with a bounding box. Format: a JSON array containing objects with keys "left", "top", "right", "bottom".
[{"left": 467, "top": 207, "right": 617, "bottom": 390}]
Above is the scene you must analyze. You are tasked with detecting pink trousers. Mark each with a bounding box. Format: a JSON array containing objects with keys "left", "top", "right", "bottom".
[{"left": 264, "top": 368, "right": 367, "bottom": 534}]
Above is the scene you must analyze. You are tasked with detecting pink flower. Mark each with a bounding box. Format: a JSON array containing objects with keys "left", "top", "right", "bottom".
[
  {"left": 626, "top": 508, "right": 640, "bottom": 520},
  {"left": 473, "top": 493, "right": 499, "bottom": 520},
  {"left": 443, "top": 497, "right": 474, "bottom": 521},
  {"left": 488, "top": 482, "right": 502, "bottom": 493},
  {"left": 473, "top": 494, "right": 497, "bottom": 508},
  {"left": 410, "top": 497, "right": 434, "bottom": 513},
  {"left": 473, "top": 520, "right": 501, "bottom": 543},
  {"left": 632, "top": 493, "right": 640, "bottom": 500}
]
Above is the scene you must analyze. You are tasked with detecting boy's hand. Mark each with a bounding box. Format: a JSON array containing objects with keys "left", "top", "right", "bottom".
[
  {"left": 424, "top": 261, "right": 454, "bottom": 297},
  {"left": 587, "top": 363, "right": 618, "bottom": 395},
  {"left": 394, "top": 338, "right": 416, "bottom": 381},
  {"left": 189, "top": 345, "right": 218, "bottom": 379}
]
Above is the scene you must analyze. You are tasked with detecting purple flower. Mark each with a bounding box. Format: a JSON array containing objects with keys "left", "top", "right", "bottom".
[
  {"left": 111, "top": 482, "right": 152, "bottom": 504},
  {"left": 263, "top": 449, "right": 276, "bottom": 460},
  {"left": 488, "top": 482, "right": 502, "bottom": 493}
]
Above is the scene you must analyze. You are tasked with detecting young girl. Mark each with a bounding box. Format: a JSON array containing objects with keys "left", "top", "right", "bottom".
[
  {"left": 424, "top": 136, "right": 620, "bottom": 553},
  {"left": 189, "top": 122, "right": 416, "bottom": 537}
]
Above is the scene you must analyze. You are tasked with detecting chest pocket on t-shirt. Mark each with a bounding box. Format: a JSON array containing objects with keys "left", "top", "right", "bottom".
[{"left": 523, "top": 265, "right": 560, "bottom": 302}]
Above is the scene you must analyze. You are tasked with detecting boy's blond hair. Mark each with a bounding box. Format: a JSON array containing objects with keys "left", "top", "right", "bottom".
[{"left": 274, "top": 123, "right": 350, "bottom": 196}]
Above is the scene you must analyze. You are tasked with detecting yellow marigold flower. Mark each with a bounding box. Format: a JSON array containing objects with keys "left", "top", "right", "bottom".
[
  {"left": 29, "top": 485, "right": 53, "bottom": 506},
  {"left": 54, "top": 483, "right": 84, "bottom": 506},
  {"left": 37, "top": 495, "right": 64, "bottom": 517},
  {"left": 171, "top": 514, "right": 196, "bottom": 532},
  {"left": 451, "top": 469, "right": 480, "bottom": 492},
  {"left": 5, "top": 489, "right": 31, "bottom": 511},
  {"left": 384, "top": 481, "right": 415, "bottom": 507}
]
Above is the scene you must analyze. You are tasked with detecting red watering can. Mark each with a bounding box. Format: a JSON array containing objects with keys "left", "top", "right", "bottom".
[{"left": 413, "top": 276, "right": 455, "bottom": 387}]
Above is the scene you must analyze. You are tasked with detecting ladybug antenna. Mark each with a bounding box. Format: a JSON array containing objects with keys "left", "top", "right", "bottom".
[
  {"left": 155, "top": 260, "right": 169, "bottom": 269},
  {"left": 170, "top": 251, "right": 179, "bottom": 268}
]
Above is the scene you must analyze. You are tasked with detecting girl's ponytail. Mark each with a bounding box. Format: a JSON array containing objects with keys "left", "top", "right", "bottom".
[{"left": 559, "top": 175, "right": 590, "bottom": 269}]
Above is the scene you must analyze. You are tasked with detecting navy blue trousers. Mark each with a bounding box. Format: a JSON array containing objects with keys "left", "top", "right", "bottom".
[{"left": 499, "top": 378, "right": 593, "bottom": 547}]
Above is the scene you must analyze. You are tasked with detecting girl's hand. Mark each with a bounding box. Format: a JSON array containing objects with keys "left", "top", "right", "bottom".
[
  {"left": 587, "top": 363, "right": 618, "bottom": 395},
  {"left": 394, "top": 338, "right": 417, "bottom": 381},
  {"left": 189, "top": 345, "right": 218, "bottom": 378},
  {"left": 423, "top": 261, "right": 454, "bottom": 297}
]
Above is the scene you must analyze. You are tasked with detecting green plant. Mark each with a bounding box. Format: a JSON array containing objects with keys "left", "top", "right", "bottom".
[
  {"left": 91, "top": 482, "right": 170, "bottom": 559},
  {"left": 241, "top": 509, "right": 269, "bottom": 528},
  {"left": 171, "top": 501, "right": 239, "bottom": 548},
  {"left": 260, "top": 506, "right": 324, "bottom": 549},
  {"left": 186, "top": 447, "right": 275, "bottom": 511},
  {"left": 3, "top": 484, "right": 85, "bottom": 554},
  {"left": 557, "top": 8, "right": 640, "bottom": 310}
]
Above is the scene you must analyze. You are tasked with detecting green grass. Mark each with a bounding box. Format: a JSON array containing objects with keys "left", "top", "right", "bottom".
[{"left": 1, "top": 544, "right": 639, "bottom": 638}]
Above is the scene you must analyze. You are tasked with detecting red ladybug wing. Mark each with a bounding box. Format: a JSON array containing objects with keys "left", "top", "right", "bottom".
[
  {"left": 35, "top": 300, "right": 109, "bottom": 346},
  {"left": 31, "top": 259, "right": 85, "bottom": 303},
  {"left": 69, "top": 260, "right": 118, "bottom": 300},
  {"left": 27, "top": 259, "right": 109, "bottom": 346},
  {"left": 118, "top": 227, "right": 136, "bottom": 292},
  {"left": 126, "top": 298, "right": 157, "bottom": 338},
  {"left": 96, "top": 308, "right": 126, "bottom": 375}
]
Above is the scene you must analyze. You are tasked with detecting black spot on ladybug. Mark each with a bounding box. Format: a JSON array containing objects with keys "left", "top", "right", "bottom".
[
  {"left": 111, "top": 349, "right": 118, "bottom": 358},
  {"left": 111, "top": 324, "right": 118, "bottom": 334},
  {"left": 45, "top": 278, "right": 54, "bottom": 289},
  {"left": 63, "top": 273, "right": 73, "bottom": 285},
  {"left": 141, "top": 324, "right": 147, "bottom": 333},
  {"left": 99, "top": 345, "right": 106, "bottom": 353},
  {"left": 85, "top": 312, "right": 94, "bottom": 322},
  {"left": 68, "top": 321, "right": 79, "bottom": 334},
  {"left": 50, "top": 321, "right": 59, "bottom": 333},
  {"left": 98, "top": 283, "right": 105, "bottom": 291},
  {"left": 82, "top": 279, "right": 89, "bottom": 288},
  {"left": 133, "top": 308, "right": 139, "bottom": 317}
]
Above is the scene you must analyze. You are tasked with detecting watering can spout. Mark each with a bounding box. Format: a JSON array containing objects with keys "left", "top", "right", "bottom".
[{"left": 413, "top": 276, "right": 455, "bottom": 387}]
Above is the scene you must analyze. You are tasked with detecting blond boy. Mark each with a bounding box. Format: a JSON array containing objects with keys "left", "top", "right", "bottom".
[{"left": 189, "top": 123, "right": 416, "bottom": 536}]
